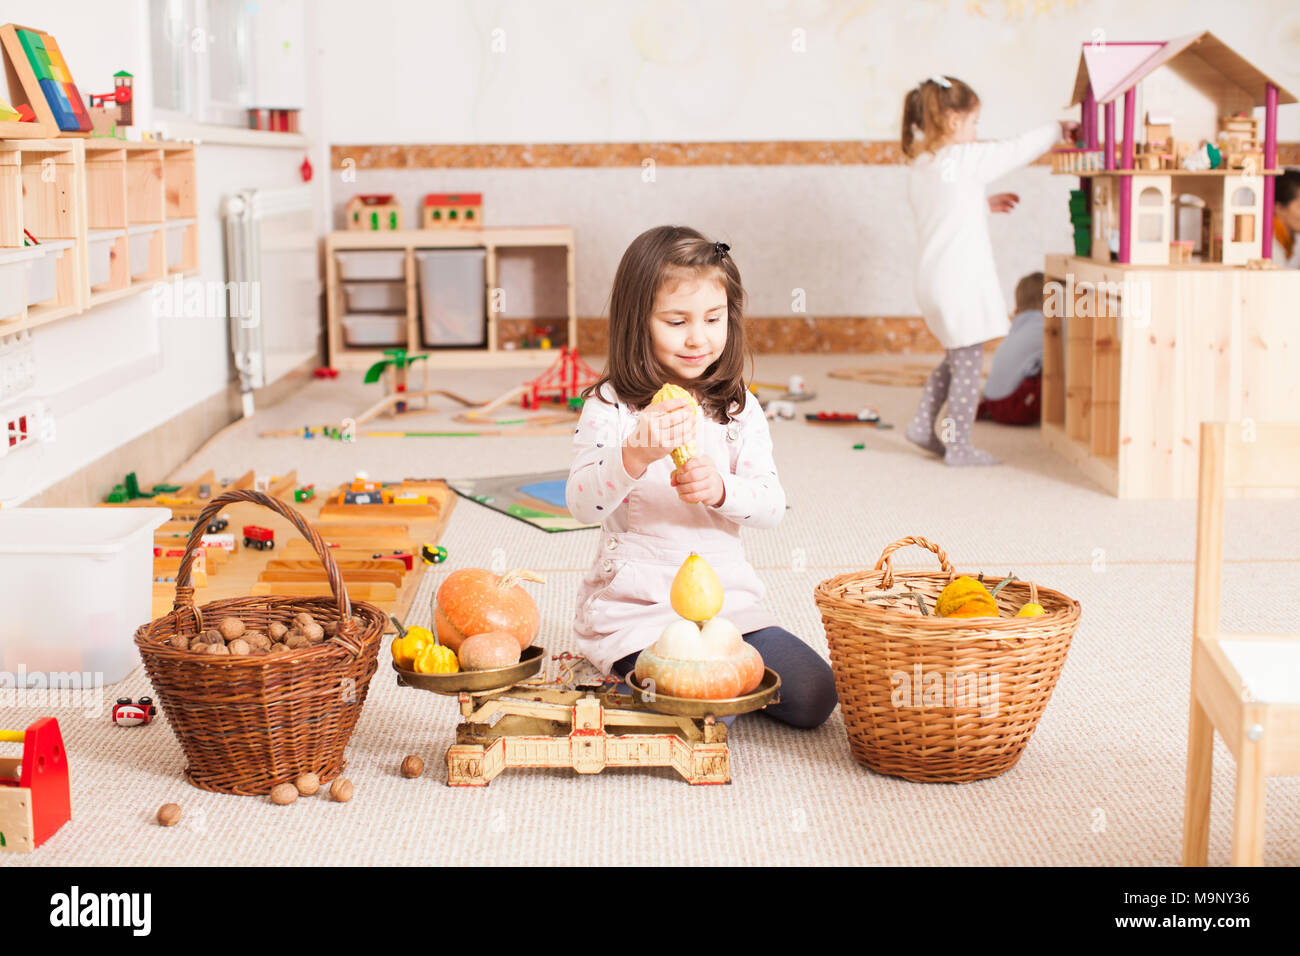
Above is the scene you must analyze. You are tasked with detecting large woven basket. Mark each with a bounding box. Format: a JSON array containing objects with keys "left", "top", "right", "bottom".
[
  {"left": 814, "top": 536, "right": 1081, "bottom": 784},
  {"left": 135, "top": 489, "right": 386, "bottom": 795}
]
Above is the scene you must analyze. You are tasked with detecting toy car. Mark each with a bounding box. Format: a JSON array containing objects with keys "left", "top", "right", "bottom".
[
  {"left": 207, "top": 515, "right": 229, "bottom": 534},
  {"left": 421, "top": 544, "right": 448, "bottom": 565},
  {"left": 112, "top": 697, "right": 156, "bottom": 727},
  {"left": 294, "top": 484, "right": 316, "bottom": 503},
  {"left": 242, "top": 525, "right": 275, "bottom": 550}
]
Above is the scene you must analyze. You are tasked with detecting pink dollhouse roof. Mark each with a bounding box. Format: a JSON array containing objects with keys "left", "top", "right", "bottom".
[{"left": 1068, "top": 31, "right": 1295, "bottom": 107}]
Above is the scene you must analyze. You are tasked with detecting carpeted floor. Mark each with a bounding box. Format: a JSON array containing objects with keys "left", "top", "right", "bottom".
[{"left": 4, "top": 353, "right": 1298, "bottom": 867}]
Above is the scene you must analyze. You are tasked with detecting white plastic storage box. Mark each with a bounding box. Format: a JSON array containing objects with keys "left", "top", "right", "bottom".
[
  {"left": 0, "top": 507, "right": 170, "bottom": 684},
  {"left": 128, "top": 223, "right": 163, "bottom": 278},
  {"left": 343, "top": 281, "right": 406, "bottom": 312},
  {"left": 26, "top": 239, "right": 74, "bottom": 307},
  {"left": 0, "top": 247, "right": 42, "bottom": 320},
  {"left": 165, "top": 218, "right": 195, "bottom": 270},
  {"left": 341, "top": 314, "right": 406, "bottom": 347},
  {"left": 335, "top": 250, "right": 405, "bottom": 281},
  {"left": 415, "top": 248, "right": 487, "bottom": 347},
  {"left": 87, "top": 229, "right": 120, "bottom": 288}
]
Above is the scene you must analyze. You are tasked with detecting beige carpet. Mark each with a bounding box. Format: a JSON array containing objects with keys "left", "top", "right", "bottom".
[{"left": 4, "top": 353, "right": 1298, "bottom": 867}]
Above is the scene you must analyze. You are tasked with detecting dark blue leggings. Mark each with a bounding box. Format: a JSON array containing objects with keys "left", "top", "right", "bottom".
[{"left": 611, "top": 626, "right": 838, "bottom": 729}]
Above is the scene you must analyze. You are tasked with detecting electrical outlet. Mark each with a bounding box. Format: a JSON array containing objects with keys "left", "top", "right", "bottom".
[
  {"left": 0, "top": 399, "right": 47, "bottom": 459},
  {"left": 0, "top": 330, "right": 36, "bottom": 401}
]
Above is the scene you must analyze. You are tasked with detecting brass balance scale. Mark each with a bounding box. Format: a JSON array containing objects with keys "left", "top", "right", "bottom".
[{"left": 394, "top": 648, "right": 780, "bottom": 786}]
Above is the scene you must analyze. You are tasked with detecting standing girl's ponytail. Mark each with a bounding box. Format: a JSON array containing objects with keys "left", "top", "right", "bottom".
[{"left": 900, "top": 76, "right": 980, "bottom": 159}]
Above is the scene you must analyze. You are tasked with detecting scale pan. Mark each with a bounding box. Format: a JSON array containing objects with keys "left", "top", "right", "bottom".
[{"left": 393, "top": 645, "right": 546, "bottom": 695}]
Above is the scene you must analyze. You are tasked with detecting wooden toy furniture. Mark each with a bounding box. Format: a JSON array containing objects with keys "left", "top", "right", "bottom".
[
  {"left": 1043, "top": 33, "right": 1300, "bottom": 499},
  {"left": 346, "top": 194, "right": 402, "bottom": 231},
  {"left": 423, "top": 193, "right": 482, "bottom": 228},
  {"left": 1183, "top": 422, "right": 1300, "bottom": 866},
  {"left": 0, "top": 718, "right": 72, "bottom": 853},
  {"left": 325, "top": 227, "right": 576, "bottom": 369}
]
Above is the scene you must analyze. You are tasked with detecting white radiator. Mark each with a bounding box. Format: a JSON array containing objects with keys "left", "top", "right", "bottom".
[{"left": 222, "top": 187, "right": 320, "bottom": 410}]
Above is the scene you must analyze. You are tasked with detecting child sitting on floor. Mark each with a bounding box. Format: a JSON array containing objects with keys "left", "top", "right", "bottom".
[
  {"left": 977, "top": 272, "right": 1046, "bottom": 425},
  {"left": 565, "top": 225, "right": 837, "bottom": 729}
]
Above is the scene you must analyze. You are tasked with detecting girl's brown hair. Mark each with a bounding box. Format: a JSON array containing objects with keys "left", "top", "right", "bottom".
[
  {"left": 901, "top": 76, "right": 980, "bottom": 159},
  {"left": 585, "top": 225, "right": 750, "bottom": 423}
]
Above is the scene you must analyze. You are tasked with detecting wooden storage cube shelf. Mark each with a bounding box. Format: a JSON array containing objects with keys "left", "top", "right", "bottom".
[
  {"left": 17, "top": 143, "right": 84, "bottom": 323},
  {"left": 493, "top": 245, "right": 571, "bottom": 349},
  {"left": 0, "top": 154, "right": 21, "bottom": 248},
  {"left": 325, "top": 228, "right": 576, "bottom": 370},
  {"left": 1042, "top": 255, "right": 1300, "bottom": 498},
  {"left": 126, "top": 148, "right": 165, "bottom": 225},
  {"left": 84, "top": 143, "right": 130, "bottom": 297},
  {"left": 163, "top": 148, "right": 197, "bottom": 218}
]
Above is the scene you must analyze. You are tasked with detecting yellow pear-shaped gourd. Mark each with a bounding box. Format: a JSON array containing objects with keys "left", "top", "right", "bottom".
[
  {"left": 670, "top": 552, "right": 724, "bottom": 623},
  {"left": 651, "top": 383, "right": 699, "bottom": 470},
  {"left": 1016, "top": 602, "right": 1046, "bottom": 617},
  {"left": 935, "top": 576, "right": 999, "bottom": 618}
]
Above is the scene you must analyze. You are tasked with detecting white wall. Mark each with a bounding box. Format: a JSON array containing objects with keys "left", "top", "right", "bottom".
[
  {"left": 0, "top": 0, "right": 326, "bottom": 506},
  {"left": 318, "top": 0, "right": 1300, "bottom": 143}
]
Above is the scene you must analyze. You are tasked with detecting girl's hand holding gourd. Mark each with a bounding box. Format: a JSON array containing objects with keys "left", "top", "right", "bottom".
[
  {"left": 671, "top": 454, "right": 726, "bottom": 506},
  {"left": 622, "top": 397, "right": 696, "bottom": 479}
]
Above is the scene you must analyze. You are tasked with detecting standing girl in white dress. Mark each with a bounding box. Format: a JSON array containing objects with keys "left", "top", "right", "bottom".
[
  {"left": 901, "top": 75, "right": 1077, "bottom": 465},
  {"left": 566, "top": 225, "right": 837, "bottom": 728}
]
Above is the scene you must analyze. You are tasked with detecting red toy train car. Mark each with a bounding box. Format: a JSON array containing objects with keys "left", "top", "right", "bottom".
[{"left": 242, "top": 525, "right": 275, "bottom": 550}]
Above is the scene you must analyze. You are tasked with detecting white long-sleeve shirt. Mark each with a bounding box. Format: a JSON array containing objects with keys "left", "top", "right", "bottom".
[{"left": 908, "top": 121, "right": 1060, "bottom": 349}]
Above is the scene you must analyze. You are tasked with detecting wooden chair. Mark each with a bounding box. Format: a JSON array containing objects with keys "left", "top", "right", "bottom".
[{"left": 1183, "top": 422, "right": 1300, "bottom": 866}]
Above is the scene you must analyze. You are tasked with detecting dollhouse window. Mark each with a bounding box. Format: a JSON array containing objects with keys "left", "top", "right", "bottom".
[
  {"left": 1231, "top": 187, "right": 1256, "bottom": 207},
  {"left": 1137, "top": 187, "right": 1165, "bottom": 243}
]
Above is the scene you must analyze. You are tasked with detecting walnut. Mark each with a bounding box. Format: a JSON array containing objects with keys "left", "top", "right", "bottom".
[
  {"left": 172, "top": 634, "right": 190, "bottom": 651},
  {"left": 303, "top": 623, "right": 325, "bottom": 643},
  {"left": 201, "top": 629, "right": 224, "bottom": 645},
  {"left": 268, "top": 643, "right": 290, "bottom": 655},
  {"left": 285, "top": 633, "right": 311, "bottom": 650},
  {"left": 244, "top": 632, "right": 272, "bottom": 650},
  {"left": 295, "top": 773, "right": 320, "bottom": 796},
  {"left": 400, "top": 755, "right": 424, "bottom": 779},
  {"left": 157, "top": 803, "right": 182, "bottom": 827},
  {"left": 268, "top": 622, "right": 288, "bottom": 641},
  {"left": 227, "top": 639, "right": 251, "bottom": 656},
  {"left": 269, "top": 783, "right": 298, "bottom": 805},
  {"left": 218, "top": 618, "right": 246, "bottom": 640},
  {"left": 323, "top": 621, "right": 339, "bottom": 637},
  {"left": 207, "top": 643, "right": 231, "bottom": 656},
  {"left": 293, "top": 612, "right": 317, "bottom": 631},
  {"left": 330, "top": 778, "right": 353, "bottom": 802}
]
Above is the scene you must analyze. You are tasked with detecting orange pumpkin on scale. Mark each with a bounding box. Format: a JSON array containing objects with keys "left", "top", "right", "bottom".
[{"left": 433, "top": 568, "right": 544, "bottom": 652}]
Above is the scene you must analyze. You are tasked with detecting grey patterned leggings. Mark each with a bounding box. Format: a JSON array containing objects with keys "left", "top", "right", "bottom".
[{"left": 905, "top": 343, "right": 1000, "bottom": 466}]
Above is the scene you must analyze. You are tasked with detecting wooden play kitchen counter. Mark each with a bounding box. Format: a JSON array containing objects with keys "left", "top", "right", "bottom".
[{"left": 1040, "top": 254, "right": 1300, "bottom": 499}]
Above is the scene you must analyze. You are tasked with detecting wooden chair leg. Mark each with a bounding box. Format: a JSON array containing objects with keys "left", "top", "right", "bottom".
[
  {"left": 1230, "top": 741, "right": 1266, "bottom": 866},
  {"left": 1182, "top": 697, "right": 1214, "bottom": 866}
]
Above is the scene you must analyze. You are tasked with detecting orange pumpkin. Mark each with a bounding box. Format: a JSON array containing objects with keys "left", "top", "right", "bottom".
[
  {"left": 434, "top": 568, "right": 544, "bottom": 652},
  {"left": 634, "top": 618, "right": 765, "bottom": 700}
]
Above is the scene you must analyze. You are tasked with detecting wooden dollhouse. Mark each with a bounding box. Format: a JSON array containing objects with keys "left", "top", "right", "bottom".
[
  {"left": 422, "top": 192, "right": 482, "bottom": 229},
  {"left": 1041, "top": 32, "right": 1300, "bottom": 499}
]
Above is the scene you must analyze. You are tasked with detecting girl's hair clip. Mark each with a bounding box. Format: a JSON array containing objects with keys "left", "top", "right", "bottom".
[
  {"left": 928, "top": 75, "right": 952, "bottom": 89},
  {"left": 715, "top": 241, "right": 730, "bottom": 260}
]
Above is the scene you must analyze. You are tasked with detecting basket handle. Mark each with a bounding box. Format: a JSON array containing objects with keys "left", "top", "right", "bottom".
[
  {"left": 873, "top": 536, "right": 955, "bottom": 590},
  {"left": 170, "top": 488, "right": 364, "bottom": 657}
]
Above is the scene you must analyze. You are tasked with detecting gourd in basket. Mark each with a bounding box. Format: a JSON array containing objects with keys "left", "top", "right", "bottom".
[
  {"left": 134, "top": 490, "right": 388, "bottom": 796},
  {"left": 814, "top": 536, "right": 1081, "bottom": 784}
]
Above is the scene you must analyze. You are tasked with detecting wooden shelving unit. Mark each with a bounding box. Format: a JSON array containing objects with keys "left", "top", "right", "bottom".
[
  {"left": 1041, "top": 253, "right": 1300, "bottom": 499},
  {"left": 0, "top": 138, "right": 198, "bottom": 333},
  {"left": 325, "top": 227, "right": 575, "bottom": 370}
]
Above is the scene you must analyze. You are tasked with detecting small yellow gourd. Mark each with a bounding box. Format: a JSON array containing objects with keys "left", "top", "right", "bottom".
[
  {"left": 391, "top": 625, "right": 434, "bottom": 669},
  {"left": 414, "top": 643, "right": 459, "bottom": 674},
  {"left": 651, "top": 383, "right": 700, "bottom": 471},
  {"left": 935, "top": 576, "right": 999, "bottom": 618},
  {"left": 1016, "top": 602, "right": 1046, "bottom": 617},
  {"left": 670, "top": 552, "right": 724, "bottom": 623}
]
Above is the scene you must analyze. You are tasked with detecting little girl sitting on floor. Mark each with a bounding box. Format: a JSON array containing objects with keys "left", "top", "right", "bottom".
[{"left": 565, "top": 225, "right": 837, "bottom": 729}]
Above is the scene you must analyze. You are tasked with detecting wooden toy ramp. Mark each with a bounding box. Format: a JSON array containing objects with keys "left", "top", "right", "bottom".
[
  {"left": 829, "top": 364, "right": 935, "bottom": 388},
  {"left": 143, "top": 474, "right": 455, "bottom": 623}
]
